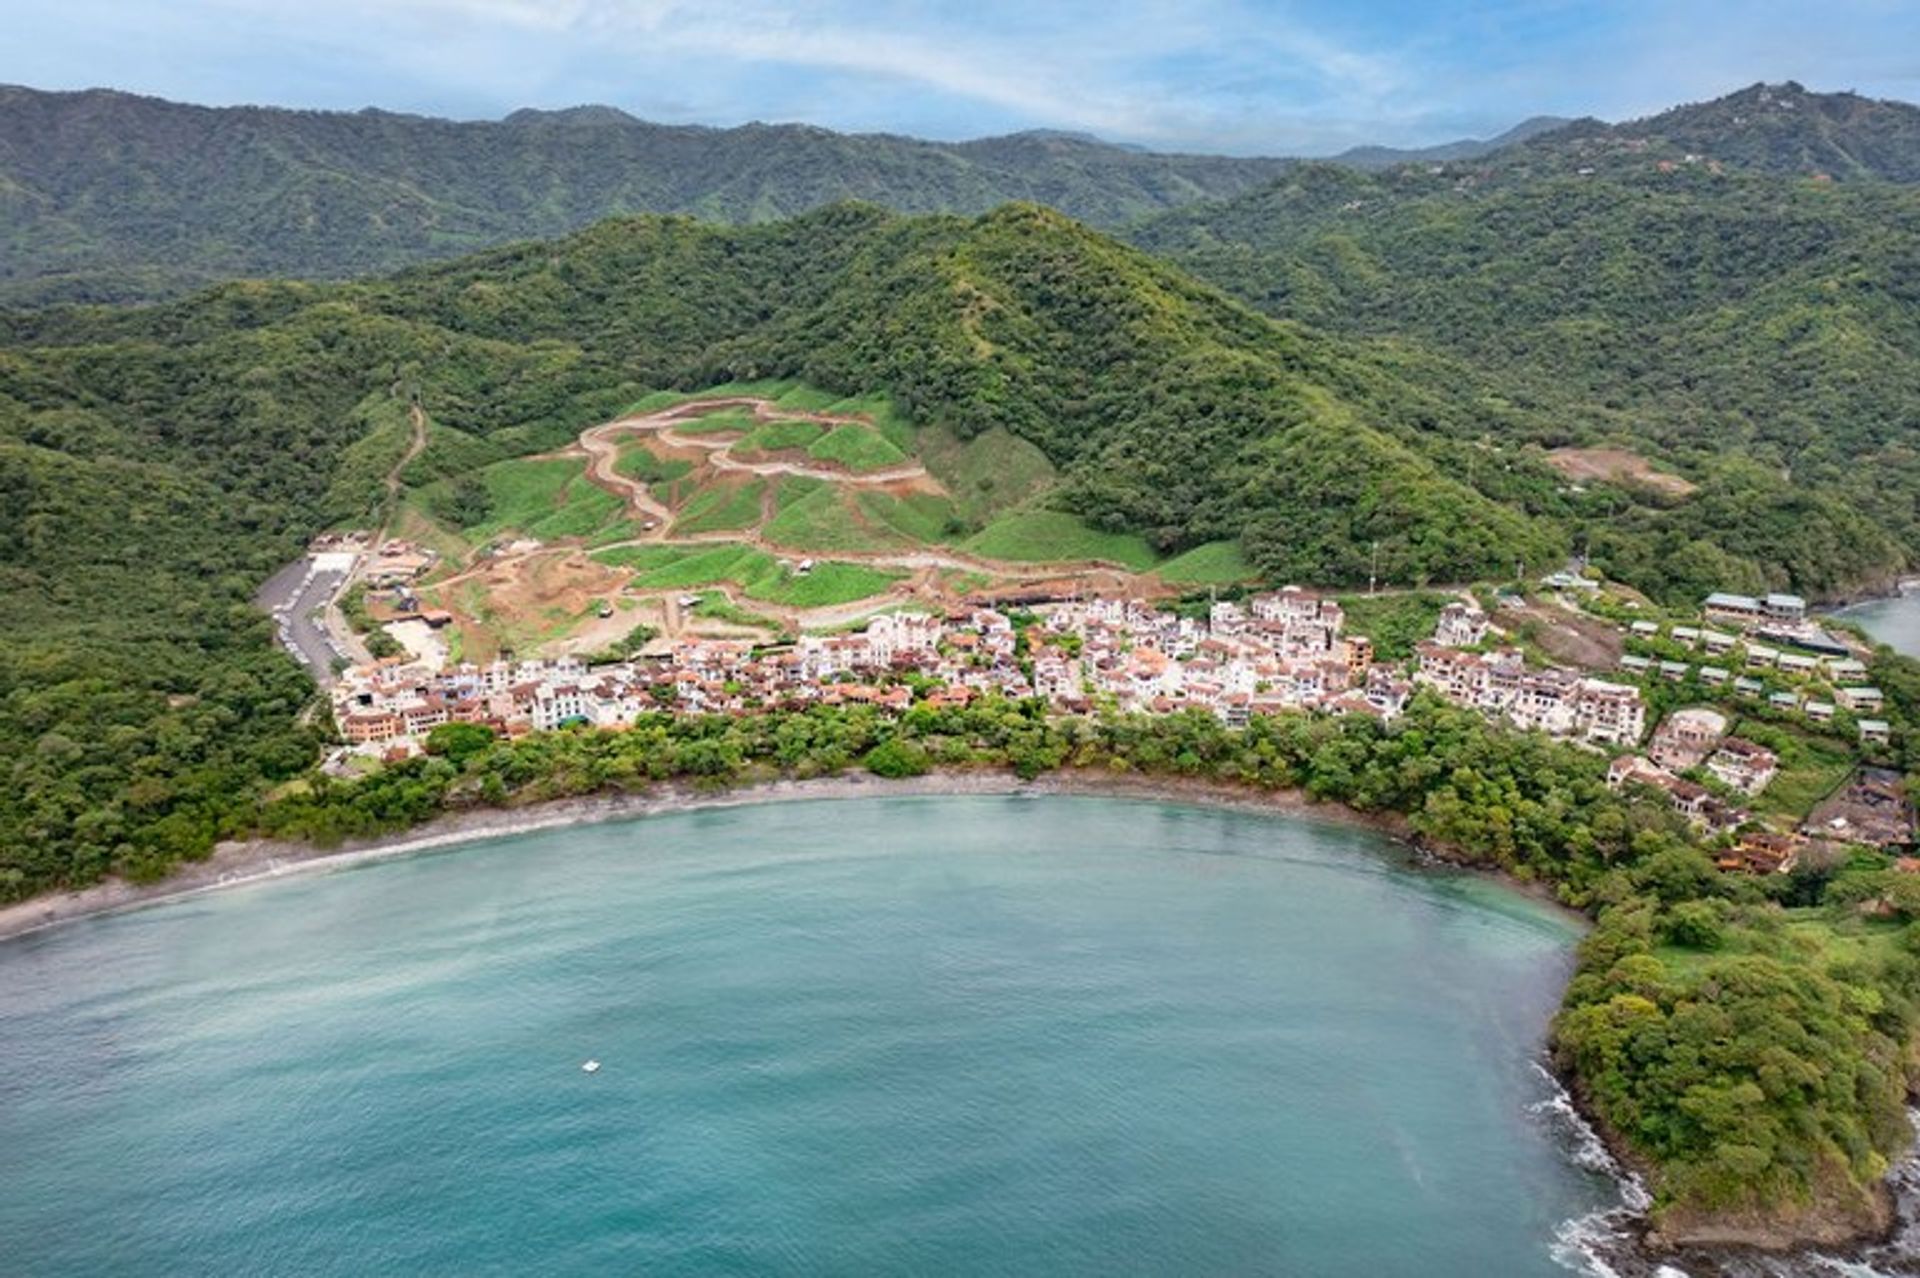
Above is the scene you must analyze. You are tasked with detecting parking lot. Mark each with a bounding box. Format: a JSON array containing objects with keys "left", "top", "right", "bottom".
[{"left": 255, "top": 553, "right": 357, "bottom": 685}]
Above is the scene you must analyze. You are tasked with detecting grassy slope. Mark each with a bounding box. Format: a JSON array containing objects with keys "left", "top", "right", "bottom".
[
  {"left": 674, "top": 480, "right": 765, "bottom": 535},
  {"left": 856, "top": 490, "right": 960, "bottom": 543},
  {"left": 1335, "top": 592, "right": 1457, "bottom": 661},
  {"left": 614, "top": 443, "right": 692, "bottom": 485},
  {"left": 691, "top": 590, "right": 785, "bottom": 632},
  {"left": 964, "top": 510, "right": 1160, "bottom": 571},
  {"left": 736, "top": 418, "right": 827, "bottom": 454},
  {"left": 1735, "top": 718, "right": 1858, "bottom": 819},
  {"left": 807, "top": 422, "right": 909, "bottom": 472},
  {"left": 593, "top": 541, "right": 901, "bottom": 607},
  {"left": 919, "top": 425, "right": 1058, "bottom": 523},
  {"left": 1156, "top": 540, "right": 1256, "bottom": 584},
  {"left": 460, "top": 455, "right": 625, "bottom": 542},
  {"left": 763, "top": 477, "right": 911, "bottom": 553}
]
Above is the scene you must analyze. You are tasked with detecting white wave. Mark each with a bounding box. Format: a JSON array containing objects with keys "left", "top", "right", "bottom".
[
  {"left": 1530, "top": 1060, "right": 1662, "bottom": 1276},
  {"left": 1535, "top": 1091, "right": 1920, "bottom": 1276},
  {"left": 1836, "top": 1106, "right": 1920, "bottom": 1277}
]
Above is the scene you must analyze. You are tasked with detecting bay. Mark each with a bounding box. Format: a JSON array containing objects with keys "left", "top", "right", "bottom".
[
  {"left": 1833, "top": 591, "right": 1920, "bottom": 659},
  {"left": 0, "top": 795, "right": 1614, "bottom": 1275}
]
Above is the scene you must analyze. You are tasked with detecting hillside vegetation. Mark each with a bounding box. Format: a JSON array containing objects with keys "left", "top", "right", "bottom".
[
  {"left": 0, "top": 85, "right": 1298, "bottom": 304},
  {"left": 3, "top": 81, "right": 1913, "bottom": 305},
  {"left": 1544, "top": 81, "right": 1920, "bottom": 184},
  {"left": 1131, "top": 150, "right": 1920, "bottom": 600},
  {"left": 10, "top": 181, "right": 1920, "bottom": 898},
  {"left": 0, "top": 200, "right": 1554, "bottom": 896}
]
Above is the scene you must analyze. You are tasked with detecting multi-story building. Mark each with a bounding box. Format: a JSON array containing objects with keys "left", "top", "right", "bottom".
[
  {"left": 1706, "top": 738, "right": 1779, "bottom": 795},
  {"left": 1434, "top": 602, "right": 1489, "bottom": 648},
  {"left": 1649, "top": 707, "right": 1729, "bottom": 772},
  {"left": 1575, "top": 680, "right": 1646, "bottom": 746}
]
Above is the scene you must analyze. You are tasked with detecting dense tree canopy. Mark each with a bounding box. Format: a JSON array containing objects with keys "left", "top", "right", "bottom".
[
  {"left": 0, "top": 85, "right": 1298, "bottom": 305},
  {"left": 1129, "top": 159, "right": 1920, "bottom": 600}
]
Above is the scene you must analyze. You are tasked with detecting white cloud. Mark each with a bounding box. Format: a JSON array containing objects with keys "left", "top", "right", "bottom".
[
  {"left": 38, "top": 0, "right": 1916, "bottom": 154},
  {"left": 288, "top": 0, "right": 1414, "bottom": 146}
]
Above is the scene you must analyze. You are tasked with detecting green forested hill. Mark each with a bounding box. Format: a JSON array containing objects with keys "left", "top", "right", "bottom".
[
  {"left": 1407, "top": 82, "right": 1920, "bottom": 185},
  {"left": 0, "top": 200, "right": 1575, "bottom": 620},
  {"left": 1577, "top": 81, "right": 1920, "bottom": 182},
  {"left": 1130, "top": 160, "right": 1920, "bottom": 600},
  {"left": 0, "top": 85, "right": 1299, "bottom": 304},
  {"left": 0, "top": 201, "right": 1532, "bottom": 895},
  {"left": 3, "top": 81, "right": 1912, "bottom": 306},
  {"left": 3, "top": 196, "right": 1913, "bottom": 896}
]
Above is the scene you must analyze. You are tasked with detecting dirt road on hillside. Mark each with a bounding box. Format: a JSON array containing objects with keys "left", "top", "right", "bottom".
[
  {"left": 425, "top": 396, "right": 1172, "bottom": 648},
  {"left": 575, "top": 397, "right": 937, "bottom": 538}
]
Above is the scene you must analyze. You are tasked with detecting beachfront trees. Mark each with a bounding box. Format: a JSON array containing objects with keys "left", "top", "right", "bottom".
[
  {"left": 425, "top": 722, "right": 497, "bottom": 764},
  {"left": 862, "top": 738, "right": 930, "bottom": 779},
  {"left": 80, "top": 692, "right": 1912, "bottom": 1234}
]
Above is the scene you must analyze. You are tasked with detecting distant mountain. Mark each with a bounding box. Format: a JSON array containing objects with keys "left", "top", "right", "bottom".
[
  {"left": 5, "top": 79, "right": 1912, "bottom": 305},
  {"left": 0, "top": 85, "right": 1300, "bottom": 303},
  {"left": 1325, "top": 115, "right": 1572, "bottom": 170},
  {"left": 0, "top": 85, "right": 1605, "bottom": 306},
  {"left": 1611, "top": 81, "right": 1920, "bottom": 181},
  {"left": 1478, "top": 82, "right": 1920, "bottom": 183}
]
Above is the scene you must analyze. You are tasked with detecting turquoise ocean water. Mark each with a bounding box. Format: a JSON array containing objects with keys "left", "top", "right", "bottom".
[
  {"left": 1834, "top": 592, "right": 1920, "bottom": 658},
  {"left": 0, "top": 796, "right": 1616, "bottom": 1275}
]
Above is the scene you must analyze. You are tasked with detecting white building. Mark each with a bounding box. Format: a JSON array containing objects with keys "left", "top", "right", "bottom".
[{"left": 1435, "top": 602, "right": 1490, "bottom": 648}]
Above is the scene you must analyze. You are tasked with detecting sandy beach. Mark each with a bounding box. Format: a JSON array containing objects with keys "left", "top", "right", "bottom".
[{"left": 0, "top": 769, "right": 1446, "bottom": 944}]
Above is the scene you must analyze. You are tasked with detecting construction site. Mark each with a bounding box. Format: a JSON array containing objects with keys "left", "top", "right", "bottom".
[
  {"left": 274, "top": 389, "right": 1662, "bottom": 702},
  {"left": 301, "top": 390, "right": 1230, "bottom": 676}
]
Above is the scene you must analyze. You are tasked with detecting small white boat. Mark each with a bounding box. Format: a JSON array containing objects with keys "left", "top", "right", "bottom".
[{"left": 581, "top": 1059, "right": 601, "bottom": 1073}]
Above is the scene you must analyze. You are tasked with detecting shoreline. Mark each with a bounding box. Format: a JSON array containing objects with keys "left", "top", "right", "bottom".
[
  {"left": 0, "top": 768, "right": 1515, "bottom": 944},
  {"left": 1824, "top": 577, "right": 1920, "bottom": 611},
  {"left": 13, "top": 765, "right": 1872, "bottom": 1266}
]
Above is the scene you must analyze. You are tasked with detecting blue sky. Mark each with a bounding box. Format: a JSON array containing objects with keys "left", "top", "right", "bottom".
[{"left": 6, "top": 0, "right": 1919, "bottom": 154}]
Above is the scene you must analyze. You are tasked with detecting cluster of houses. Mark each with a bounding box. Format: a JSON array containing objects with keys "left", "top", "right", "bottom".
[
  {"left": 1413, "top": 595, "right": 1917, "bottom": 867},
  {"left": 1052, "top": 591, "right": 1403, "bottom": 725},
  {"left": 1688, "top": 768, "right": 1917, "bottom": 877},
  {"left": 329, "top": 588, "right": 1416, "bottom": 753},
  {"left": 1411, "top": 603, "right": 1648, "bottom": 746},
  {"left": 1602, "top": 706, "right": 1920, "bottom": 872},
  {"left": 1618, "top": 608, "right": 1889, "bottom": 744},
  {"left": 334, "top": 589, "right": 1662, "bottom": 760},
  {"left": 331, "top": 589, "right": 1652, "bottom": 769},
  {"left": 324, "top": 583, "right": 1914, "bottom": 869},
  {"left": 1604, "top": 707, "right": 1779, "bottom": 834}
]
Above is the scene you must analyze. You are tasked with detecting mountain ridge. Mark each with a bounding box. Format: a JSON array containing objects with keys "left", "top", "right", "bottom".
[
  {"left": 0, "top": 83, "right": 1296, "bottom": 303},
  {"left": 1325, "top": 114, "right": 1572, "bottom": 169},
  {"left": 6, "top": 79, "right": 1913, "bottom": 305},
  {"left": 1470, "top": 80, "right": 1920, "bottom": 183}
]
